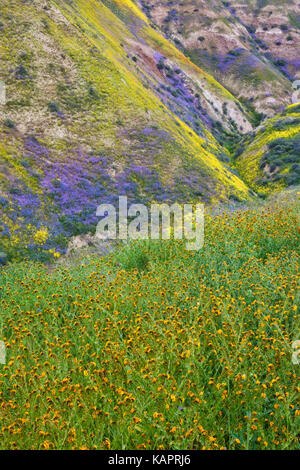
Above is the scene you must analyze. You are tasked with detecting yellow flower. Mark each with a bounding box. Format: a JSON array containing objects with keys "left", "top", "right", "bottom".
[{"left": 33, "top": 228, "right": 49, "bottom": 245}]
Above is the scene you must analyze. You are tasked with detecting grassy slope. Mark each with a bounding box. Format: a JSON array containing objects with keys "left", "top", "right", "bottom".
[
  {"left": 0, "top": 191, "right": 299, "bottom": 450},
  {"left": 236, "top": 104, "right": 300, "bottom": 195},
  {"left": 0, "top": 0, "right": 252, "bottom": 260}
]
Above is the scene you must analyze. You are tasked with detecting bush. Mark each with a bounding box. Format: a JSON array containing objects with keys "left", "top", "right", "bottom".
[
  {"left": 3, "top": 119, "right": 15, "bottom": 129},
  {"left": 274, "top": 58, "right": 286, "bottom": 67},
  {"left": 48, "top": 102, "right": 60, "bottom": 113}
]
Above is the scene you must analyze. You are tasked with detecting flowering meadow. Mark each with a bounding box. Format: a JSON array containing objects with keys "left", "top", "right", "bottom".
[{"left": 0, "top": 193, "right": 299, "bottom": 450}]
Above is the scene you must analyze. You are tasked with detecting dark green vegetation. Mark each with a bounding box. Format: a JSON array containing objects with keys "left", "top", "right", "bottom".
[
  {"left": 0, "top": 0, "right": 299, "bottom": 262},
  {"left": 260, "top": 134, "right": 300, "bottom": 186},
  {"left": 0, "top": 1, "right": 299, "bottom": 452},
  {"left": 0, "top": 0, "right": 255, "bottom": 261},
  {"left": 141, "top": 0, "right": 300, "bottom": 115}
]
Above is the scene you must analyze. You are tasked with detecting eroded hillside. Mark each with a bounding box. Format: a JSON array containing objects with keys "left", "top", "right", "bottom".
[{"left": 140, "top": 0, "right": 300, "bottom": 115}]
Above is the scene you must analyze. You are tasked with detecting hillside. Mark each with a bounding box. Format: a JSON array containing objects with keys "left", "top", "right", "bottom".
[
  {"left": 0, "top": 0, "right": 254, "bottom": 260},
  {"left": 236, "top": 103, "right": 300, "bottom": 194}
]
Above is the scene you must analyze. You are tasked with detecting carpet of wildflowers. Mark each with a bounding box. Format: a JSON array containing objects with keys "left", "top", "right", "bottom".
[{"left": 0, "top": 194, "right": 299, "bottom": 450}]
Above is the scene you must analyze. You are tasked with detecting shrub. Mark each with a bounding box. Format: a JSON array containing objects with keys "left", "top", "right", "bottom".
[
  {"left": 274, "top": 58, "right": 286, "bottom": 67},
  {"left": 88, "top": 85, "right": 99, "bottom": 99},
  {"left": 47, "top": 102, "right": 60, "bottom": 113}
]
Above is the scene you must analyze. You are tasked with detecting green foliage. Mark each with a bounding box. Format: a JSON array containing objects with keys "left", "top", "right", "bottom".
[
  {"left": 250, "top": 109, "right": 266, "bottom": 128},
  {"left": 47, "top": 101, "right": 60, "bottom": 113},
  {"left": 3, "top": 119, "right": 15, "bottom": 129}
]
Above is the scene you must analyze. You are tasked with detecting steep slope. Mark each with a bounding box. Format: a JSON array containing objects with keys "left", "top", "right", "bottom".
[
  {"left": 0, "top": 0, "right": 252, "bottom": 260},
  {"left": 140, "top": 0, "right": 299, "bottom": 116},
  {"left": 236, "top": 103, "right": 300, "bottom": 194}
]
